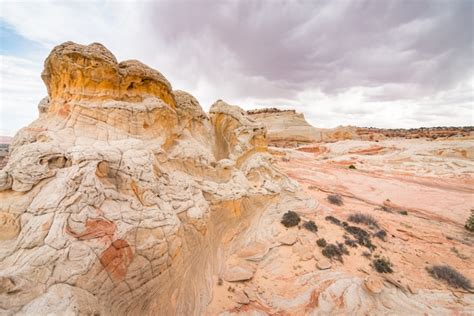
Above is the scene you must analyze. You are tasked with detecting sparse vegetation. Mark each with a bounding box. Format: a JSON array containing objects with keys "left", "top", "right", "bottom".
[
  {"left": 362, "top": 251, "right": 372, "bottom": 258},
  {"left": 325, "top": 215, "right": 342, "bottom": 226},
  {"left": 281, "top": 211, "right": 301, "bottom": 228},
  {"left": 337, "top": 242, "right": 349, "bottom": 255},
  {"left": 426, "top": 265, "right": 472, "bottom": 290},
  {"left": 217, "top": 277, "right": 223, "bottom": 286},
  {"left": 465, "top": 209, "right": 474, "bottom": 232},
  {"left": 348, "top": 164, "right": 356, "bottom": 169},
  {"left": 374, "top": 229, "right": 387, "bottom": 241},
  {"left": 348, "top": 213, "right": 379, "bottom": 228},
  {"left": 303, "top": 220, "right": 318, "bottom": 232},
  {"left": 399, "top": 210, "right": 408, "bottom": 216},
  {"left": 344, "top": 239, "right": 358, "bottom": 247},
  {"left": 316, "top": 238, "right": 327, "bottom": 247},
  {"left": 344, "top": 225, "right": 375, "bottom": 249},
  {"left": 451, "top": 247, "right": 469, "bottom": 260},
  {"left": 373, "top": 257, "right": 393, "bottom": 273},
  {"left": 327, "top": 194, "right": 344, "bottom": 206},
  {"left": 322, "top": 244, "right": 344, "bottom": 262}
]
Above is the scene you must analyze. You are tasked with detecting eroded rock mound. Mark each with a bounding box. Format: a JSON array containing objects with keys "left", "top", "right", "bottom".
[
  {"left": 1, "top": 42, "right": 470, "bottom": 315},
  {"left": 0, "top": 41, "right": 294, "bottom": 315}
]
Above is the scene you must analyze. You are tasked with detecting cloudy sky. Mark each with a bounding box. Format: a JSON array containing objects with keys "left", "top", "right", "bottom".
[{"left": 0, "top": 0, "right": 473, "bottom": 135}]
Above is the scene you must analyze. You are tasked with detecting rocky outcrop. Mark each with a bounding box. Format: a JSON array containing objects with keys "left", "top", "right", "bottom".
[
  {"left": 247, "top": 108, "right": 473, "bottom": 146},
  {"left": 0, "top": 137, "right": 10, "bottom": 170},
  {"left": 0, "top": 41, "right": 296, "bottom": 315},
  {"left": 0, "top": 42, "right": 471, "bottom": 315},
  {"left": 247, "top": 109, "right": 360, "bottom": 146}
]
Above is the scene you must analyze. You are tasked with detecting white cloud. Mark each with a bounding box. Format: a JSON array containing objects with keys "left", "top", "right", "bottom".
[{"left": 0, "top": 55, "right": 45, "bottom": 135}]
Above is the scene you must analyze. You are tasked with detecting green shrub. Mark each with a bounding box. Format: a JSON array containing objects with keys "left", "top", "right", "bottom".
[
  {"left": 337, "top": 242, "right": 349, "bottom": 255},
  {"left": 344, "top": 225, "right": 375, "bottom": 249},
  {"left": 465, "top": 210, "right": 474, "bottom": 232},
  {"left": 427, "top": 265, "right": 472, "bottom": 290},
  {"left": 399, "top": 210, "right": 408, "bottom": 216},
  {"left": 373, "top": 257, "right": 393, "bottom": 273},
  {"left": 316, "top": 238, "right": 327, "bottom": 247},
  {"left": 344, "top": 239, "right": 358, "bottom": 248},
  {"left": 348, "top": 164, "right": 357, "bottom": 169},
  {"left": 374, "top": 230, "right": 387, "bottom": 241},
  {"left": 325, "top": 215, "right": 342, "bottom": 226},
  {"left": 327, "top": 194, "right": 344, "bottom": 206},
  {"left": 281, "top": 211, "right": 301, "bottom": 228},
  {"left": 322, "top": 244, "right": 344, "bottom": 262},
  {"left": 303, "top": 220, "right": 318, "bottom": 232}
]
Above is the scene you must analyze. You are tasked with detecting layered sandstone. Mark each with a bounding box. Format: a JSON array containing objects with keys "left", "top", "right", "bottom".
[
  {"left": 0, "top": 42, "right": 472, "bottom": 315},
  {"left": 0, "top": 42, "right": 297, "bottom": 315},
  {"left": 247, "top": 108, "right": 360, "bottom": 146}
]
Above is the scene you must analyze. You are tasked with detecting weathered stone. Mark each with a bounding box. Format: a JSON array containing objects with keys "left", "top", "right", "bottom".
[
  {"left": 316, "top": 258, "right": 332, "bottom": 270},
  {"left": 277, "top": 231, "right": 298, "bottom": 245},
  {"left": 364, "top": 275, "right": 384, "bottom": 294}
]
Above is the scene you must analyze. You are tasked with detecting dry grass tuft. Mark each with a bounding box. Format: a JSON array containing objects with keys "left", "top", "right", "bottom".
[
  {"left": 348, "top": 213, "right": 379, "bottom": 228},
  {"left": 427, "top": 265, "right": 472, "bottom": 290}
]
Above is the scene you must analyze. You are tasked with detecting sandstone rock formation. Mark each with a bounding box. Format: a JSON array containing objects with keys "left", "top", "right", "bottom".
[
  {"left": 0, "top": 137, "right": 10, "bottom": 170},
  {"left": 0, "top": 42, "right": 472, "bottom": 315},
  {"left": 247, "top": 108, "right": 360, "bottom": 146},
  {"left": 0, "top": 41, "right": 298, "bottom": 315},
  {"left": 247, "top": 108, "right": 473, "bottom": 146}
]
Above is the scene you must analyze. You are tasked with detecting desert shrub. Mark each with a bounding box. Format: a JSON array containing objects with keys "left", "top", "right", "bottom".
[
  {"left": 325, "top": 215, "right": 342, "bottom": 226},
  {"left": 316, "top": 238, "right": 327, "bottom": 247},
  {"left": 327, "top": 194, "right": 344, "bottom": 206},
  {"left": 399, "top": 210, "right": 408, "bottom": 216},
  {"left": 344, "top": 239, "right": 358, "bottom": 248},
  {"left": 345, "top": 225, "right": 375, "bottom": 249},
  {"left": 427, "top": 265, "right": 472, "bottom": 290},
  {"left": 362, "top": 251, "right": 372, "bottom": 258},
  {"left": 465, "top": 210, "right": 474, "bottom": 232},
  {"left": 373, "top": 257, "right": 393, "bottom": 273},
  {"left": 374, "top": 229, "right": 387, "bottom": 241},
  {"left": 348, "top": 213, "right": 379, "bottom": 228},
  {"left": 322, "top": 244, "right": 344, "bottom": 262},
  {"left": 303, "top": 220, "right": 318, "bottom": 232},
  {"left": 348, "top": 164, "right": 356, "bottom": 169},
  {"left": 450, "top": 247, "right": 469, "bottom": 260},
  {"left": 337, "top": 242, "right": 349, "bottom": 255},
  {"left": 281, "top": 211, "right": 301, "bottom": 228}
]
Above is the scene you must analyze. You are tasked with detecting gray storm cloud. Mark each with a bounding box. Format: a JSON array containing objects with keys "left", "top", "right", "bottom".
[
  {"left": 143, "top": 0, "right": 473, "bottom": 99},
  {"left": 0, "top": 0, "right": 472, "bottom": 133}
]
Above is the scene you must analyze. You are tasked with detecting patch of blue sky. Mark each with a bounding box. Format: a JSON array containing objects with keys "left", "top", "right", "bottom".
[{"left": 0, "top": 19, "right": 46, "bottom": 58}]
